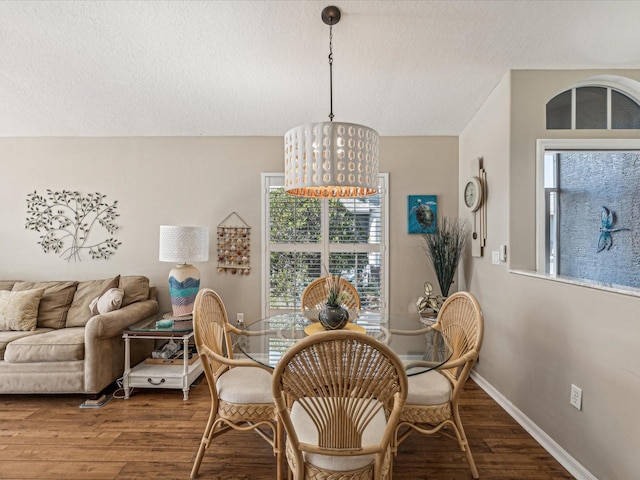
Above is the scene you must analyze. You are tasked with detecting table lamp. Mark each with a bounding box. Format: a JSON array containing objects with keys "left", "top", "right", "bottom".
[{"left": 159, "top": 225, "right": 209, "bottom": 316}]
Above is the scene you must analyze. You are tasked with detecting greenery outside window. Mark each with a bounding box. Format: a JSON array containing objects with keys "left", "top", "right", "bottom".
[{"left": 262, "top": 173, "right": 389, "bottom": 317}]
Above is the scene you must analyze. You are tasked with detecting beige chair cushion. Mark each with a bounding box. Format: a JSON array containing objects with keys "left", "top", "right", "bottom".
[
  {"left": 4, "top": 327, "right": 85, "bottom": 363},
  {"left": 89, "top": 288, "right": 124, "bottom": 315},
  {"left": 66, "top": 278, "right": 118, "bottom": 327},
  {"left": 12, "top": 281, "right": 78, "bottom": 329},
  {"left": 120, "top": 276, "right": 150, "bottom": 307},
  {"left": 290, "top": 398, "right": 385, "bottom": 471},
  {"left": 216, "top": 366, "right": 273, "bottom": 404},
  {"left": 0, "top": 288, "right": 45, "bottom": 332},
  {"left": 0, "top": 329, "right": 54, "bottom": 360},
  {"left": 406, "top": 370, "right": 451, "bottom": 405}
]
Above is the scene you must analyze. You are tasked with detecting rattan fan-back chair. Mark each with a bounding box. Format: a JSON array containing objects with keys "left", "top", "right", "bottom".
[
  {"left": 272, "top": 330, "right": 408, "bottom": 480},
  {"left": 301, "top": 276, "right": 361, "bottom": 321},
  {"left": 190, "top": 288, "right": 280, "bottom": 479},
  {"left": 393, "top": 291, "right": 484, "bottom": 479}
]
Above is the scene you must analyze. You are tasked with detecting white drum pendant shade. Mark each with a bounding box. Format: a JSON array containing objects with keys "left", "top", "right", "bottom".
[{"left": 284, "top": 121, "right": 379, "bottom": 198}]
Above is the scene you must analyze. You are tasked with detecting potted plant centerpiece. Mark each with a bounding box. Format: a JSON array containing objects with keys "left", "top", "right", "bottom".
[
  {"left": 419, "top": 216, "right": 469, "bottom": 316},
  {"left": 319, "top": 274, "right": 351, "bottom": 330}
]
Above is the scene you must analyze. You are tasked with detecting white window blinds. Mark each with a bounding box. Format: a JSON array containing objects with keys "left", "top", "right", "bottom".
[{"left": 263, "top": 173, "right": 388, "bottom": 316}]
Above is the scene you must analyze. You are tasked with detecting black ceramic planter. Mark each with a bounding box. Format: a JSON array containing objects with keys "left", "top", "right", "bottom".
[{"left": 318, "top": 304, "right": 349, "bottom": 330}]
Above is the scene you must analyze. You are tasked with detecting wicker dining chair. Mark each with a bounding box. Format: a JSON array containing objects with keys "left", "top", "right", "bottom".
[
  {"left": 190, "top": 288, "right": 280, "bottom": 479},
  {"left": 272, "top": 330, "right": 408, "bottom": 480},
  {"left": 301, "top": 276, "right": 361, "bottom": 321},
  {"left": 393, "top": 291, "right": 484, "bottom": 479}
]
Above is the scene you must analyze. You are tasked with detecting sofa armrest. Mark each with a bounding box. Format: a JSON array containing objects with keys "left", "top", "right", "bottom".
[{"left": 85, "top": 299, "right": 159, "bottom": 340}]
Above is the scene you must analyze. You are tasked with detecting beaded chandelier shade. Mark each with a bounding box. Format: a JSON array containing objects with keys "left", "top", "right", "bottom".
[
  {"left": 284, "top": 6, "right": 379, "bottom": 198},
  {"left": 284, "top": 122, "right": 379, "bottom": 198}
]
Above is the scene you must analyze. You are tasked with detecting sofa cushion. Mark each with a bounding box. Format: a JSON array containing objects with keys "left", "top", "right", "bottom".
[
  {"left": 97, "top": 275, "right": 120, "bottom": 298},
  {"left": 0, "top": 288, "right": 45, "bottom": 332},
  {"left": 0, "top": 329, "right": 54, "bottom": 360},
  {"left": 66, "top": 277, "right": 119, "bottom": 327},
  {"left": 12, "top": 281, "right": 78, "bottom": 329},
  {"left": 0, "top": 281, "right": 18, "bottom": 291},
  {"left": 4, "top": 327, "right": 85, "bottom": 363},
  {"left": 120, "top": 276, "right": 150, "bottom": 307},
  {"left": 89, "top": 288, "right": 124, "bottom": 315}
]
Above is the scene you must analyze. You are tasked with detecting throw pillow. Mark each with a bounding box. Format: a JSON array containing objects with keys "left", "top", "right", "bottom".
[
  {"left": 89, "top": 288, "right": 124, "bottom": 316},
  {"left": 11, "top": 281, "right": 78, "bottom": 329},
  {"left": 0, "top": 288, "right": 45, "bottom": 331},
  {"left": 67, "top": 276, "right": 121, "bottom": 327}
]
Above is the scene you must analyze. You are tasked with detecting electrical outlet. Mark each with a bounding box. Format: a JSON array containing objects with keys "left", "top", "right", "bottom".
[
  {"left": 235, "top": 313, "right": 247, "bottom": 352},
  {"left": 570, "top": 384, "right": 582, "bottom": 410}
]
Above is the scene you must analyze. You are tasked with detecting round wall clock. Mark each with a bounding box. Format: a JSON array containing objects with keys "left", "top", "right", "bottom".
[{"left": 464, "top": 176, "right": 483, "bottom": 212}]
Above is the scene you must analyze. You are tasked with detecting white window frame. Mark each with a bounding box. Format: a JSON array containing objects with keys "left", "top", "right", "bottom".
[
  {"left": 535, "top": 138, "right": 640, "bottom": 273},
  {"left": 261, "top": 172, "right": 389, "bottom": 318},
  {"left": 546, "top": 76, "right": 640, "bottom": 130}
]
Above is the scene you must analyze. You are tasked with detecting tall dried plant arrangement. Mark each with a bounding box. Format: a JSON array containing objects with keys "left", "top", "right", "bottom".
[{"left": 421, "top": 216, "right": 470, "bottom": 297}]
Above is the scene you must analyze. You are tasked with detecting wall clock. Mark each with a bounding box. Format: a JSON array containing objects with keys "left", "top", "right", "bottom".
[
  {"left": 469, "top": 157, "right": 486, "bottom": 257},
  {"left": 464, "top": 176, "right": 483, "bottom": 212}
]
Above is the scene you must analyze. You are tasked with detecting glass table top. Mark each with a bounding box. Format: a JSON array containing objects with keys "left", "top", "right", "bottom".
[
  {"left": 124, "top": 315, "right": 194, "bottom": 334},
  {"left": 236, "top": 311, "right": 451, "bottom": 376}
]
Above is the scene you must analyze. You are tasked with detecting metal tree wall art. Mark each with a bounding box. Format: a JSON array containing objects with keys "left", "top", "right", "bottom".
[
  {"left": 25, "top": 190, "right": 121, "bottom": 262},
  {"left": 597, "top": 206, "right": 629, "bottom": 253}
]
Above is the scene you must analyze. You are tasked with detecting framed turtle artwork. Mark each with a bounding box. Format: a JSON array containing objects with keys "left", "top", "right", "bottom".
[{"left": 408, "top": 195, "right": 437, "bottom": 234}]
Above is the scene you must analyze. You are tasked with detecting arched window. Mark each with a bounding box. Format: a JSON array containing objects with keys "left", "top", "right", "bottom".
[{"left": 546, "top": 77, "right": 640, "bottom": 130}]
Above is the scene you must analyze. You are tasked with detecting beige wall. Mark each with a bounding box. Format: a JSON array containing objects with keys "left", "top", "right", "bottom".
[
  {"left": 0, "top": 135, "right": 458, "bottom": 323},
  {"left": 460, "top": 70, "right": 640, "bottom": 480}
]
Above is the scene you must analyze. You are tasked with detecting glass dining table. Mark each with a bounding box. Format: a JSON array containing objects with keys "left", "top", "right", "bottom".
[{"left": 235, "top": 311, "right": 452, "bottom": 376}]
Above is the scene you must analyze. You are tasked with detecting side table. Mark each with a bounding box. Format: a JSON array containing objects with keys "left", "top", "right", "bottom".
[{"left": 122, "top": 315, "right": 203, "bottom": 400}]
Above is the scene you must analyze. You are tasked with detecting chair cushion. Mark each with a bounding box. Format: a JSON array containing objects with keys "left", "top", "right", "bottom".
[
  {"left": 406, "top": 370, "right": 451, "bottom": 405},
  {"left": 3, "top": 327, "right": 85, "bottom": 363},
  {"left": 216, "top": 366, "right": 273, "bottom": 404},
  {"left": 290, "top": 398, "right": 385, "bottom": 471}
]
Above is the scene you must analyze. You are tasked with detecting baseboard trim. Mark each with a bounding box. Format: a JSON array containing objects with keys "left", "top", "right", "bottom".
[{"left": 470, "top": 371, "right": 598, "bottom": 480}]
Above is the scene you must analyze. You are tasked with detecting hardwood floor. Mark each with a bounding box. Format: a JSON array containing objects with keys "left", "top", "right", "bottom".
[{"left": 0, "top": 378, "right": 574, "bottom": 480}]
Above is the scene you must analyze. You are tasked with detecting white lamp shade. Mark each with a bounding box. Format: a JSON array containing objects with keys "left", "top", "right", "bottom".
[
  {"left": 284, "top": 121, "right": 379, "bottom": 198},
  {"left": 159, "top": 226, "right": 209, "bottom": 263}
]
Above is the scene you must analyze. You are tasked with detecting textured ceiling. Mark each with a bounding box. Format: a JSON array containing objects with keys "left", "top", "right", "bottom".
[{"left": 2, "top": 0, "right": 640, "bottom": 137}]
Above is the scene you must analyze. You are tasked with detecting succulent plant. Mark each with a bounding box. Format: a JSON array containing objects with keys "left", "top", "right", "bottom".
[{"left": 325, "top": 274, "right": 352, "bottom": 306}]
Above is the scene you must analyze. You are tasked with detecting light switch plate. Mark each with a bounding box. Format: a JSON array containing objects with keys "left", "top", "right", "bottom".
[
  {"left": 491, "top": 251, "right": 500, "bottom": 265},
  {"left": 499, "top": 244, "right": 507, "bottom": 262}
]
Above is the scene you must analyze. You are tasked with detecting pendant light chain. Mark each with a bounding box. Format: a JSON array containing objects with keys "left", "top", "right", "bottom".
[
  {"left": 284, "top": 5, "right": 379, "bottom": 198},
  {"left": 328, "top": 20, "right": 334, "bottom": 122}
]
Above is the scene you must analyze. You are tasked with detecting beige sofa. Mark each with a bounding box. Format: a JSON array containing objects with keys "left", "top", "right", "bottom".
[{"left": 0, "top": 275, "right": 158, "bottom": 397}]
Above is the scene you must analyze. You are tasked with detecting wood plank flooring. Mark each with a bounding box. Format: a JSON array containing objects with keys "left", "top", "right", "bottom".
[{"left": 0, "top": 378, "right": 574, "bottom": 480}]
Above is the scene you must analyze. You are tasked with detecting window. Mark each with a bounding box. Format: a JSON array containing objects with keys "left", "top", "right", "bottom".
[
  {"left": 537, "top": 140, "right": 640, "bottom": 289},
  {"left": 262, "top": 173, "right": 388, "bottom": 317},
  {"left": 546, "top": 85, "right": 640, "bottom": 130}
]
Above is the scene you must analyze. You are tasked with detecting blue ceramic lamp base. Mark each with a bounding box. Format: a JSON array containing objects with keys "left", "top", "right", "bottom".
[{"left": 168, "top": 264, "right": 200, "bottom": 316}]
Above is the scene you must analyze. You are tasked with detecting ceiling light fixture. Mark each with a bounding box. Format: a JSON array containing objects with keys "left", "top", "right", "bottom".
[{"left": 284, "top": 5, "right": 379, "bottom": 198}]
